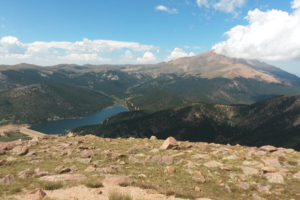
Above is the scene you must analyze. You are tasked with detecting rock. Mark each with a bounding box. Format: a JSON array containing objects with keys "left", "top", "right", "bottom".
[
  {"left": 262, "top": 158, "right": 281, "bottom": 167},
  {"left": 223, "top": 155, "right": 238, "bottom": 160},
  {"left": 18, "top": 168, "right": 34, "bottom": 178},
  {"left": 261, "top": 166, "right": 277, "bottom": 173},
  {"left": 34, "top": 168, "right": 49, "bottom": 177},
  {"left": 193, "top": 171, "right": 206, "bottom": 183},
  {"left": 85, "top": 165, "right": 99, "bottom": 173},
  {"left": 80, "top": 150, "right": 94, "bottom": 158},
  {"left": 293, "top": 171, "right": 300, "bottom": 179},
  {"left": 264, "top": 172, "right": 284, "bottom": 184},
  {"left": 165, "top": 166, "right": 176, "bottom": 174},
  {"left": 160, "top": 137, "right": 179, "bottom": 150},
  {"left": 104, "top": 175, "right": 134, "bottom": 186},
  {"left": 257, "top": 184, "right": 270, "bottom": 193},
  {"left": 203, "top": 161, "right": 223, "bottom": 168},
  {"left": 66, "top": 132, "right": 75, "bottom": 137},
  {"left": 0, "top": 159, "right": 5, "bottom": 166},
  {"left": 0, "top": 142, "right": 15, "bottom": 151},
  {"left": 11, "top": 145, "right": 29, "bottom": 156},
  {"left": 94, "top": 188, "right": 103, "bottom": 195},
  {"left": 76, "top": 158, "right": 92, "bottom": 164},
  {"left": 192, "top": 154, "right": 209, "bottom": 159},
  {"left": 194, "top": 186, "right": 201, "bottom": 192},
  {"left": 147, "top": 155, "right": 174, "bottom": 164},
  {"left": 252, "top": 193, "right": 264, "bottom": 200},
  {"left": 241, "top": 166, "right": 259, "bottom": 176},
  {"left": 55, "top": 166, "right": 71, "bottom": 174},
  {"left": 150, "top": 148, "right": 160, "bottom": 153},
  {"left": 0, "top": 174, "right": 15, "bottom": 185},
  {"left": 101, "top": 165, "right": 119, "bottom": 174},
  {"left": 70, "top": 165, "right": 78, "bottom": 172},
  {"left": 150, "top": 136, "right": 157, "bottom": 140},
  {"left": 29, "top": 189, "right": 47, "bottom": 200},
  {"left": 39, "top": 174, "right": 87, "bottom": 182},
  {"left": 260, "top": 145, "right": 277, "bottom": 152},
  {"left": 237, "top": 182, "right": 250, "bottom": 190}
]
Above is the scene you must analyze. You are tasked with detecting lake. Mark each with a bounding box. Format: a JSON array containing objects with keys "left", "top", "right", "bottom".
[{"left": 30, "top": 105, "right": 128, "bottom": 134}]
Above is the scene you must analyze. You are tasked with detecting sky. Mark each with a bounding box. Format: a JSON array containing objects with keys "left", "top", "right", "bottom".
[{"left": 0, "top": 0, "right": 300, "bottom": 75}]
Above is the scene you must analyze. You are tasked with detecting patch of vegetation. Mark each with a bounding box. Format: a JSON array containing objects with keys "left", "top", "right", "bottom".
[
  {"left": 0, "top": 131, "right": 31, "bottom": 142},
  {"left": 40, "top": 181, "right": 63, "bottom": 190},
  {"left": 109, "top": 191, "right": 133, "bottom": 200},
  {"left": 84, "top": 181, "right": 103, "bottom": 188}
]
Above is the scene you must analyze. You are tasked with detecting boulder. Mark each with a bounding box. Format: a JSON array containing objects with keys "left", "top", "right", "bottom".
[
  {"left": 150, "top": 136, "right": 157, "bottom": 140},
  {"left": 193, "top": 171, "right": 206, "bottom": 183},
  {"left": 39, "top": 174, "right": 87, "bottom": 182},
  {"left": 28, "top": 189, "right": 47, "bottom": 200},
  {"left": 80, "top": 149, "right": 94, "bottom": 158},
  {"left": 241, "top": 166, "right": 259, "bottom": 176},
  {"left": 11, "top": 145, "right": 29, "bottom": 156},
  {"left": 260, "top": 145, "right": 277, "bottom": 152},
  {"left": 160, "top": 137, "right": 179, "bottom": 150},
  {"left": 55, "top": 166, "right": 71, "bottom": 174},
  {"left": 147, "top": 155, "right": 174, "bottom": 164},
  {"left": 203, "top": 161, "right": 223, "bottom": 168},
  {"left": 261, "top": 166, "right": 277, "bottom": 173},
  {"left": 0, "top": 142, "right": 15, "bottom": 151},
  {"left": 165, "top": 165, "right": 176, "bottom": 174},
  {"left": 18, "top": 168, "right": 34, "bottom": 178},
  {"left": 34, "top": 168, "right": 49, "bottom": 177},
  {"left": 0, "top": 174, "right": 15, "bottom": 185},
  {"left": 264, "top": 172, "right": 284, "bottom": 184}
]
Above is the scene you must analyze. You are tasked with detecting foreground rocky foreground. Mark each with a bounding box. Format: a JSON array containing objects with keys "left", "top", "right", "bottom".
[{"left": 0, "top": 134, "right": 299, "bottom": 200}]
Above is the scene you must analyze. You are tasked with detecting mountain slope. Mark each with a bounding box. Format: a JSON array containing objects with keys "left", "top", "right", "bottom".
[
  {"left": 1, "top": 51, "right": 300, "bottom": 123},
  {"left": 0, "top": 83, "right": 113, "bottom": 124},
  {"left": 73, "top": 95, "right": 300, "bottom": 150}
]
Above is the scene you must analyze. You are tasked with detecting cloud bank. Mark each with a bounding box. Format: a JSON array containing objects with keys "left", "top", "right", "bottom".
[
  {"left": 213, "top": 0, "right": 300, "bottom": 61},
  {"left": 0, "top": 36, "right": 158, "bottom": 65}
]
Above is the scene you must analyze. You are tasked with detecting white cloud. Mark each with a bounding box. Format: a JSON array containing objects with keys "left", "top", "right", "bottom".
[
  {"left": 213, "top": 0, "right": 245, "bottom": 14},
  {"left": 155, "top": 5, "right": 178, "bottom": 14},
  {"left": 0, "top": 36, "right": 158, "bottom": 65},
  {"left": 213, "top": 0, "right": 300, "bottom": 61},
  {"left": 167, "top": 48, "right": 195, "bottom": 61},
  {"left": 137, "top": 51, "right": 157, "bottom": 64},
  {"left": 196, "top": 0, "right": 246, "bottom": 14},
  {"left": 196, "top": 0, "right": 209, "bottom": 7}
]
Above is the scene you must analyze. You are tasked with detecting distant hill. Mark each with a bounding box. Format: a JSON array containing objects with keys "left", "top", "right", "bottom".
[
  {"left": 0, "top": 83, "right": 113, "bottom": 124},
  {"left": 1, "top": 51, "right": 300, "bottom": 123},
  {"left": 73, "top": 95, "right": 300, "bottom": 150}
]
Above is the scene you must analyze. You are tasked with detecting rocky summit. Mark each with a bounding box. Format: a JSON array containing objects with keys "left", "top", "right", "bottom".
[{"left": 0, "top": 135, "right": 299, "bottom": 200}]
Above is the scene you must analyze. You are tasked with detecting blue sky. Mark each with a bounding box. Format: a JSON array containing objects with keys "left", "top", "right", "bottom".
[{"left": 0, "top": 0, "right": 299, "bottom": 75}]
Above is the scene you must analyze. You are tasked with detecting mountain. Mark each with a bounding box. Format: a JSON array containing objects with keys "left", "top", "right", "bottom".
[
  {"left": 0, "top": 83, "right": 113, "bottom": 124},
  {"left": 73, "top": 95, "right": 300, "bottom": 150},
  {"left": 1, "top": 51, "right": 300, "bottom": 124}
]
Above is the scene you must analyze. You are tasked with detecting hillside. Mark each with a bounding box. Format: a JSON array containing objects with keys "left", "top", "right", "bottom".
[
  {"left": 0, "top": 83, "right": 113, "bottom": 124},
  {"left": 1, "top": 51, "right": 300, "bottom": 123},
  {"left": 73, "top": 95, "right": 300, "bottom": 150},
  {"left": 0, "top": 134, "right": 299, "bottom": 199}
]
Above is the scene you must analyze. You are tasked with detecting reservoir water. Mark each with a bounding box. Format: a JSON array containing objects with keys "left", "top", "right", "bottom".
[{"left": 30, "top": 105, "right": 128, "bottom": 134}]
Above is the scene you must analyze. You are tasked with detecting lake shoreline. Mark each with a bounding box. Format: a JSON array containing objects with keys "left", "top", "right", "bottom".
[{"left": 30, "top": 105, "right": 128, "bottom": 135}]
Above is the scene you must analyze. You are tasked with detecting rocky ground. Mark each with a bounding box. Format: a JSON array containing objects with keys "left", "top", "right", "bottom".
[{"left": 0, "top": 134, "right": 299, "bottom": 200}]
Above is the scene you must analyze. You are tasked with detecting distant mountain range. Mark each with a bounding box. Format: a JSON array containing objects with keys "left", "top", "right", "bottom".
[
  {"left": 73, "top": 95, "right": 300, "bottom": 150},
  {"left": 1, "top": 51, "right": 300, "bottom": 124}
]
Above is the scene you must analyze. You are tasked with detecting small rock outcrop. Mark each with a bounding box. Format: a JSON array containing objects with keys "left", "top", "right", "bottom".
[{"left": 160, "top": 137, "right": 179, "bottom": 150}]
